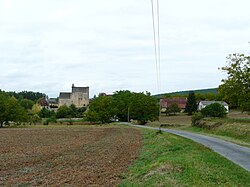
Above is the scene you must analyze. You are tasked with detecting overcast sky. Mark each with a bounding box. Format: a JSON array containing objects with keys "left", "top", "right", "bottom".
[{"left": 0, "top": 0, "right": 249, "bottom": 98}]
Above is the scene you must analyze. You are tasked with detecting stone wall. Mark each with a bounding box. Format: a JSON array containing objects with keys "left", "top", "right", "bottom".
[
  {"left": 59, "top": 98, "right": 73, "bottom": 107},
  {"left": 71, "top": 92, "right": 89, "bottom": 107},
  {"left": 58, "top": 86, "right": 89, "bottom": 108}
]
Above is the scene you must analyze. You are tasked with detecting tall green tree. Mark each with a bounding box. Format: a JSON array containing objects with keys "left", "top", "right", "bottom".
[
  {"left": 113, "top": 90, "right": 133, "bottom": 121},
  {"left": 129, "top": 92, "right": 159, "bottom": 125},
  {"left": 6, "top": 97, "right": 28, "bottom": 124},
  {"left": 19, "top": 99, "right": 35, "bottom": 110},
  {"left": 185, "top": 91, "right": 197, "bottom": 115},
  {"left": 0, "top": 94, "right": 28, "bottom": 127},
  {"left": 113, "top": 90, "right": 159, "bottom": 124},
  {"left": 86, "top": 91, "right": 159, "bottom": 124},
  {"left": 85, "top": 96, "right": 115, "bottom": 123},
  {"left": 0, "top": 92, "right": 8, "bottom": 127},
  {"left": 219, "top": 53, "right": 250, "bottom": 111}
]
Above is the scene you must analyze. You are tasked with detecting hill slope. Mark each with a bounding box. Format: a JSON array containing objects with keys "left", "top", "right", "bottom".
[{"left": 155, "top": 88, "right": 218, "bottom": 98}]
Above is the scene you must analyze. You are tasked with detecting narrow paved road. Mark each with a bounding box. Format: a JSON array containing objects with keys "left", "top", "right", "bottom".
[{"left": 124, "top": 123, "right": 250, "bottom": 171}]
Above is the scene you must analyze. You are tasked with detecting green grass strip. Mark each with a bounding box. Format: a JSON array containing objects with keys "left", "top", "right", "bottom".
[{"left": 119, "top": 128, "right": 250, "bottom": 187}]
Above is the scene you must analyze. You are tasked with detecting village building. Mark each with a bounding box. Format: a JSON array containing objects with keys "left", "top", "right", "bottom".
[
  {"left": 198, "top": 101, "right": 229, "bottom": 112},
  {"left": 48, "top": 98, "right": 59, "bottom": 110},
  {"left": 58, "top": 84, "right": 89, "bottom": 108},
  {"left": 160, "top": 97, "right": 187, "bottom": 112},
  {"left": 37, "top": 97, "right": 50, "bottom": 109}
]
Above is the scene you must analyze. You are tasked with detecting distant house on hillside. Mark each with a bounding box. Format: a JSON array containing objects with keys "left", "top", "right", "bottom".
[
  {"left": 160, "top": 97, "right": 187, "bottom": 112},
  {"left": 198, "top": 101, "right": 229, "bottom": 112},
  {"left": 58, "top": 84, "right": 89, "bottom": 108}
]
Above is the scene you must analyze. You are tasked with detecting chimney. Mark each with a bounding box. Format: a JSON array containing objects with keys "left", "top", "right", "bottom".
[{"left": 72, "top": 83, "right": 74, "bottom": 88}]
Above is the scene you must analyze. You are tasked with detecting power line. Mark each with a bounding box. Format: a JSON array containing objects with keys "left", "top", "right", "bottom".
[
  {"left": 151, "top": 0, "right": 162, "bottom": 125},
  {"left": 150, "top": 0, "right": 160, "bottom": 93},
  {"left": 156, "top": 0, "right": 161, "bottom": 91}
]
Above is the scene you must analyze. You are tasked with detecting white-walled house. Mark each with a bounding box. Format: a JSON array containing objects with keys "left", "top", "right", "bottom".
[{"left": 198, "top": 101, "right": 229, "bottom": 113}]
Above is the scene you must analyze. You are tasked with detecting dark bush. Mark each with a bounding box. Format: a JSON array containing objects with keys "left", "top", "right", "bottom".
[
  {"left": 47, "top": 117, "right": 57, "bottom": 123},
  {"left": 56, "top": 105, "right": 73, "bottom": 118},
  {"left": 39, "top": 108, "right": 55, "bottom": 118},
  {"left": 191, "top": 112, "right": 204, "bottom": 126},
  {"left": 201, "top": 103, "right": 227, "bottom": 117}
]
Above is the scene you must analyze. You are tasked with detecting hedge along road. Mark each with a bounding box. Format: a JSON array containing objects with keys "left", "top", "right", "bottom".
[{"left": 122, "top": 123, "right": 250, "bottom": 172}]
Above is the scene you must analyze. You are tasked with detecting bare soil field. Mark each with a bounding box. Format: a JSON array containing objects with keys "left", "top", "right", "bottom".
[{"left": 0, "top": 126, "right": 142, "bottom": 186}]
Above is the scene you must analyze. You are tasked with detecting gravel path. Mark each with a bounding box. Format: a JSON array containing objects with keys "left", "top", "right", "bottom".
[{"left": 126, "top": 124, "right": 250, "bottom": 171}]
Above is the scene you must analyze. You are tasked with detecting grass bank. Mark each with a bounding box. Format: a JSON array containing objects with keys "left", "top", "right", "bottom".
[
  {"left": 147, "top": 111, "right": 250, "bottom": 147},
  {"left": 120, "top": 128, "right": 250, "bottom": 187},
  {"left": 182, "top": 119, "right": 250, "bottom": 147}
]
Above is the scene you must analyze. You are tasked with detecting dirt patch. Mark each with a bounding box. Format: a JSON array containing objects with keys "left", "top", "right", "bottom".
[
  {"left": 0, "top": 126, "right": 142, "bottom": 186},
  {"left": 227, "top": 110, "right": 250, "bottom": 118},
  {"left": 144, "top": 163, "right": 183, "bottom": 178},
  {"left": 148, "top": 114, "right": 192, "bottom": 127}
]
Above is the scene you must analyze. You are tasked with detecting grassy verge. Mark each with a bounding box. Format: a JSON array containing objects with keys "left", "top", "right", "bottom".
[
  {"left": 179, "top": 116, "right": 250, "bottom": 147},
  {"left": 119, "top": 128, "right": 250, "bottom": 187},
  {"left": 147, "top": 113, "right": 250, "bottom": 147}
]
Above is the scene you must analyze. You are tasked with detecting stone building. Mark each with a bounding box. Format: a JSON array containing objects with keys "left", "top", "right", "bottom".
[{"left": 58, "top": 84, "right": 89, "bottom": 108}]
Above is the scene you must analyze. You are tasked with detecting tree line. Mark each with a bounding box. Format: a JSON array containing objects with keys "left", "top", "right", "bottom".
[
  {"left": 0, "top": 90, "right": 87, "bottom": 127},
  {"left": 6, "top": 90, "right": 46, "bottom": 102},
  {"left": 85, "top": 90, "right": 159, "bottom": 124}
]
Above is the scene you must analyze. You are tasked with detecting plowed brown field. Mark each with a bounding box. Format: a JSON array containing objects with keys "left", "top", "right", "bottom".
[{"left": 0, "top": 126, "right": 142, "bottom": 186}]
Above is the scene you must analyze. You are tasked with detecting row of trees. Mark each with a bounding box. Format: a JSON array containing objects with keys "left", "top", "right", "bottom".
[
  {"left": 0, "top": 92, "right": 29, "bottom": 127},
  {"left": 0, "top": 89, "right": 88, "bottom": 127},
  {"left": 164, "top": 92, "right": 219, "bottom": 102},
  {"left": 0, "top": 90, "right": 48, "bottom": 127},
  {"left": 6, "top": 90, "right": 46, "bottom": 102},
  {"left": 39, "top": 104, "right": 86, "bottom": 119},
  {"left": 85, "top": 90, "right": 159, "bottom": 124}
]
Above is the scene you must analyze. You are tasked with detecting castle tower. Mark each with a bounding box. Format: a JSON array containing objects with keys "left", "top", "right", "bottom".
[{"left": 58, "top": 84, "right": 89, "bottom": 108}]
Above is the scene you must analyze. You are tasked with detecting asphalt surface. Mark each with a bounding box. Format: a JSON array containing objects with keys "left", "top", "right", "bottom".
[{"left": 124, "top": 123, "right": 250, "bottom": 172}]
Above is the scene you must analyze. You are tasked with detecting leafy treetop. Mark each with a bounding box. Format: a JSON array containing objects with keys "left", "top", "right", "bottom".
[{"left": 219, "top": 53, "right": 250, "bottom": 111}]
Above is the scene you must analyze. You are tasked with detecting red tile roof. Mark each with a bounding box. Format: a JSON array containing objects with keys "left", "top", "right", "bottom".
[{"left": 160, "top": 97, "right": 187, "bottom": 109}]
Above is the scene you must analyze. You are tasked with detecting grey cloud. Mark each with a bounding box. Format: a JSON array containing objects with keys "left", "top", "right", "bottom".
[{"left": 0, "top": 0, "right": 250, "bottom": 97}]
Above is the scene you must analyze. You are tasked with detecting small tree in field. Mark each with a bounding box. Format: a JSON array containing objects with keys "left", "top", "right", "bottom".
[
  {"left": 165, "top": 103, "right": 181, "bottom": 116},
  {"left": 185, "top": 91, "right": 197, "bottom": 115}
]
